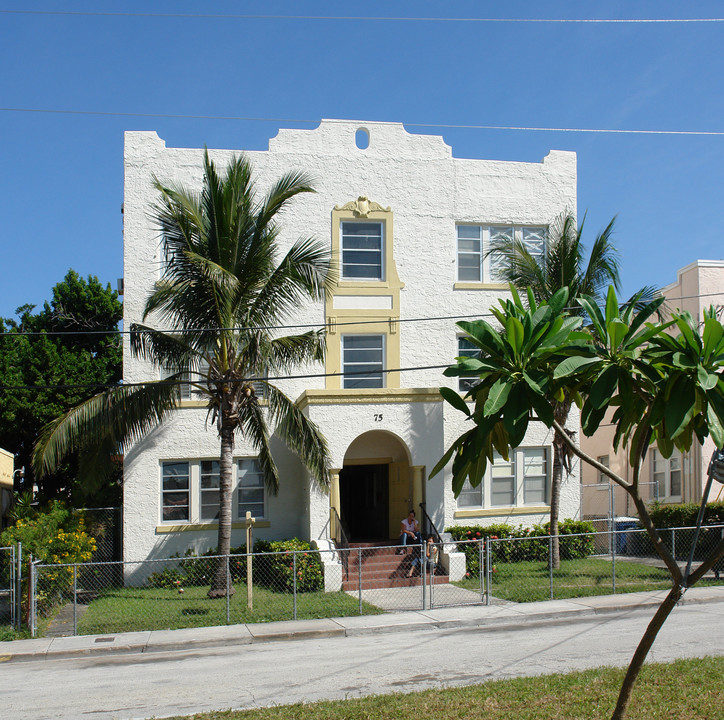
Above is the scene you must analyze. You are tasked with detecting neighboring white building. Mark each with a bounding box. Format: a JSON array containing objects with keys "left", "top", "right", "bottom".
[
  {"left": 122, "top": 120, "right": 581, "bottom": 568},
  {"left": 581, "top": 259, "right": 724, "bottom": 521}
]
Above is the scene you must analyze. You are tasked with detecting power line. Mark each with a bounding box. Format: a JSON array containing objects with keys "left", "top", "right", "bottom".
[
  {"left": 2, "top": 106, "right": 723, "bottom": 137},
  {"left": 1, "top": 10, "right": 722, "bottom": 24},
  {"left": 0, "top": 362, "right": 451, "bottom": 393},
  {"left": 2, "top": 290, "right": 722, "bottom": 339}
]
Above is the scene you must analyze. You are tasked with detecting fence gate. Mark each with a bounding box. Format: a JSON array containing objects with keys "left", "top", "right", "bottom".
[{"left": 0, "top": 544, "right": 18, "bottom": 630}]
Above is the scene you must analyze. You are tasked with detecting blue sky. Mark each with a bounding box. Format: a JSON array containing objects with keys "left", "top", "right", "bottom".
[{"left": 1, "top": 1, "right": 723, "bottom": 318}]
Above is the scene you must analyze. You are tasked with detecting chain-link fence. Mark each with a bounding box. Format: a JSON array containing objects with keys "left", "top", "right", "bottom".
[
  {"left": 0, "top": 543, "right": 22, "bottom": 630},
  {"left": 25, "top": 525, "right": 724, "bottom": 637},
  {"left": 479, "top": 524, "right": 724, "bottom": 605},
  {"left": 73, "top": 507, "right": 121, "bottom": 563}
]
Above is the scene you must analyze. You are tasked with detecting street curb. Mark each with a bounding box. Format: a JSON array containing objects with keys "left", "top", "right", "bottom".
[{"left": 2, "top": 589, "right": 721, "bottom": 664}]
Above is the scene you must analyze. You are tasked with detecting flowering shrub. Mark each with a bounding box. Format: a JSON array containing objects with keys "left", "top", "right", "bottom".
[
  {"left": 254, "top": 539, "right": 324, "bottom": 593},
  {"left": 446, "top": 520, "right": 595, "bottom": 576},
  {"left": 147, "top": 539, "right": 324, "bottom": 593},
  {"left": 1, "top": 501, "right": 97, "bottom": 614}
]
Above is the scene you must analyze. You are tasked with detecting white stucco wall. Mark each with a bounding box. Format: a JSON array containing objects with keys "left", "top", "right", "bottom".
[{"left": 123, "top": 120, "right": 579, "bottom": 564}]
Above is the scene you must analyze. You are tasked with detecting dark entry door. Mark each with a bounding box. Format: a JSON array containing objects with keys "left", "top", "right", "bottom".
[{"left": 339, "top": 463, "right": 389, "bottom": 541}]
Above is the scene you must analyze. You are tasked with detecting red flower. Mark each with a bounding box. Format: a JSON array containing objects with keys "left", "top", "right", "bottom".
[{"left": 475, "top": 532, "right": 481, "bottom": 537}]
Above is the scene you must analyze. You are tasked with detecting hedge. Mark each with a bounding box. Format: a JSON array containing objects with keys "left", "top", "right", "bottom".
[
  {"left": 446, "top": 520, "right": 595, "bottom": 576},
  {"left": 147, "top": 539, "right": 324, "bottom": 593}
]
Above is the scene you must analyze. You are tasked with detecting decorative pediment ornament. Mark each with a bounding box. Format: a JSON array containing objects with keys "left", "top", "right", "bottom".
[{"left": 334, "top": 196, "right": 391, "bottom": 218}]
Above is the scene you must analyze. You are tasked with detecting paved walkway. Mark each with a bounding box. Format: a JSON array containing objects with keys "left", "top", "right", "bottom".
[{"left": 1, "top": 585, "right": 722, "bottom": 664}]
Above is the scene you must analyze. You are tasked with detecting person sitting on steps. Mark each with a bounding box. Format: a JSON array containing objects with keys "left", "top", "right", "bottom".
[
  {"left": 408, "top": 535, "right": 439, "bottom": 577},
  {"left": 397, "top": 510, "right": 422, "bottom": 554}
]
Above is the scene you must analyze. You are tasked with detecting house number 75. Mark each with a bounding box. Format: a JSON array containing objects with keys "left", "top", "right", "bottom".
[{"left": 373, "top": 414, "right": 383, "bottom": 422}]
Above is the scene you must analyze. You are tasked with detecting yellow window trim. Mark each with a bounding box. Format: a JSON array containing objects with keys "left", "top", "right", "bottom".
[
  {"left": 327, "top": 198, "right": 403, "bottom": 390},
  {"left": 453, "top": 282, "right": 508, "bottom": 291},
  {"left": 296, "top": 387, "right": 444, "bottom": 409},
  {"left": 156, "top": 520, "right": 271, "bottom": 534},
  {"left": 454, "top": 506, "right": 550, "bottom": 519}
]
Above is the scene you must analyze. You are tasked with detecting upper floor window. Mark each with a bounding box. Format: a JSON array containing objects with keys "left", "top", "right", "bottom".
[
  {"left": 652, "top": 448, "right": 683, "bottom": 501},
  {"left": 160, "top": 358, "right": 210, "bottom": 401},
  {"left": 341, "top": 221, "right": 384, "bottom": 280},
  {"left": 457, "top": 336, "right": 479, "bottom": 392},
  {"left": 456, "top": 225, "right": 547, "bottom": 283},
  {"left": 456, "top": 447, "right": 550, "bottom": 509},
  {"left": 342, "top": 334, "right": 384, "bottom": 388}
]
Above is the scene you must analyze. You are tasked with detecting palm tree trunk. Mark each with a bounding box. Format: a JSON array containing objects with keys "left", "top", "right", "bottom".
[
  {"left": 611, "top": 584, "right": 683, "bottom": 720},
  {"left": 208, "top": 424, "right": 236, "bottom": 598}
]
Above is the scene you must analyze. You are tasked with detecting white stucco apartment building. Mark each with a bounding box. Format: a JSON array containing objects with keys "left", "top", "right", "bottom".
[{"left": 122, "top": 120, "right": 581, "bottom": 566}]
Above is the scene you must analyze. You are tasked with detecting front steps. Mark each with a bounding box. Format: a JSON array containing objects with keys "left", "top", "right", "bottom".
[{"left": 340, "top": 541, "right": 448, "bottom": 591}]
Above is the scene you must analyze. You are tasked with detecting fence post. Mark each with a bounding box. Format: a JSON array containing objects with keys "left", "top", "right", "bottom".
[
  {"left": 29, "top": 555, "right": 35, "bottom": 638},
  {"left": 479, "top": 538, "right": 485, "bottom": 601},
  {"left": 225, "top": 555, "right": 230, "bottom": 625},
  {"left": 73, "top": 564, "right": 78, "bottom": 636},
  {"left": 549, "top": 535, "right": 554, "bottom": 600},
  {"left": 16, "top": 542, "right": 22, "bottom": 631},
  {"left": 671, "top": 528, "right": 676, "bottom": 560},
  {"left": 293, "top": 551, "right": 298, "bottom": 621},
  {"left": 485, "top": 539, "right": 492, "bottom": 606},
  {"left": 357, "top": 547, "right": 362, "bottom": 615},
  {"left": 611, "top": 527, "right": 617, "bottom": 594},
  {"left": 421, "top": 538, "right": 426, "bottom": 611}
]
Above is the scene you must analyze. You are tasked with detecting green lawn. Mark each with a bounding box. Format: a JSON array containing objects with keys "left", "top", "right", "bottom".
[
  {"left": 162, "top": 656, "right": 724, "bottom": 720},
  {"left": 76, "top": 583, "right": 383, "bottom": 635},
  {"left": 452, "top": 557, "right": 723, "bottom": 602}
]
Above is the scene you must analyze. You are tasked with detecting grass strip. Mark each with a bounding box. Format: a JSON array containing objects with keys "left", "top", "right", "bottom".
[
  {"left": 162, "top": 656, "right": 724, "bottom": 720},
  {"left": 77, "top": 584, "right": 382, "bottom": 635},
  {"left": 452, "top": 557, "right": 722, "bottom": 602}
]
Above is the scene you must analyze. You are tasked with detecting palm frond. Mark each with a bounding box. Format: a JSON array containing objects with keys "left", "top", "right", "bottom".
[
  {"left": 264, "top": 384, "right": 330, "bottom": 491},
  {"left": 238, "top": 398, "right": 280, "bottom": 495},
  {"left": 33, "top": 380, "right": 180, "bottom": 478}
]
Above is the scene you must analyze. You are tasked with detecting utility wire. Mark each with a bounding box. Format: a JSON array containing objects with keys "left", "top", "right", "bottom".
[
  {"left": 0, "top": 362, "right": 452, "bottom": 393},
  {"left": 1, "top": 290, "right": 722, "bottom": 339},
  {"left": 1, "top": 107, "right": 723, "bottom": 137},
  {"left": 1, "top": 10, "right": 723, "bottom": 24}
]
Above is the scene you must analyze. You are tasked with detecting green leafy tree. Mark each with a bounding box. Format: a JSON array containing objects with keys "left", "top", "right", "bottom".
[
  {"left": 487, "top": 214, "right": 648, "bottom": 567},
  {"left": 437, "top": 286, "right": 724, "bottom": 720},
  {"left": 33, "top": 152, "right": 333, "bottom": 597},
  {"left": 0, "top": 271, "right": 122, "bottom": 504}
]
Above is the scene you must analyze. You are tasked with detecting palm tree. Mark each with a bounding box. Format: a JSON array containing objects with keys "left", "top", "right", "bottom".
[
  {"left": 33, "top": 151, "right": 333, "bottom": 596},
  {"left": 486, "top": 213, "right": 622, "bottom": 568}
]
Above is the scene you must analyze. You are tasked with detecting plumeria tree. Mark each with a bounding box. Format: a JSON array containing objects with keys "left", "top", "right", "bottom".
[
  {"left": 436, "top": 285, "right": 724, "bottom": 720},
  {"left": 33, "top": 151, "right": 333, "bottom": 597}
]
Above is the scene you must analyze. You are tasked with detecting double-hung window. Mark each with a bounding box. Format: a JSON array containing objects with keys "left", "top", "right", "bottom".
[
  {"left": 341, "top": 221, "right": 384, "bottom": 280},
  {"left": 342, "top": 335, "right": 384, "bottom": 388},
  {"left": 456, "top": 447, "right": 550, "bottom": 509},
  {"left": 651, "top": 448, "right": 683, "bottom": 501},
  {"left": 200, "top": 460, "right": 221, "bottom": 521},
  {"left": 457, "top": 225, "right": 547, "bottom": 283},
  {"left": 238, "top": 458, "right": 265, "bottom": 519},
  {"left": 457, "top": 336, "right": 479, "bottom": 392},
  {"left": 161, "top": 462, "right": 190, "bottom": 521}
]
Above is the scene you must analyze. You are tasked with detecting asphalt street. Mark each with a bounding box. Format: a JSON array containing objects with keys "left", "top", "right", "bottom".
[{"left": 2, "top": 599, "right": 723, "bottom": 720}]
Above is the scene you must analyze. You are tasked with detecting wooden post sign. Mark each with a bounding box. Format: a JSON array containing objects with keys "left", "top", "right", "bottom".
[{"left": 245, "top": 511, "right": 255, "bottom": 610}]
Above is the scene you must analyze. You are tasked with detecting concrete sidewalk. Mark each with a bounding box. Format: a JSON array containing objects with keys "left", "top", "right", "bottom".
[{"left": 2, "top": 585, "right": 722, "bottom": 664}]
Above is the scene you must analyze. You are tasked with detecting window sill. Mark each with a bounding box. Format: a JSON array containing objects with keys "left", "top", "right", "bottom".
[
  {"left": 453, "top": 282, "right": 508, "bottom": 291},
  {"left": 454, "top": 506, "right": 549, "bottom": 519},
  {"left": 156, "top": 520, "right": 271, "bottom": 533},
  {"left": 177, "top": 399, "right": 268, "bottom": 408}
]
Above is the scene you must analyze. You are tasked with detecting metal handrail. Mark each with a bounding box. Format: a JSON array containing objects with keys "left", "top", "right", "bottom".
[
  {"left": 330, "top": 506, "right": 350, "bottom": 580},
  {"left": 418, "top": 502, "right": 442, "bottom": 545}
]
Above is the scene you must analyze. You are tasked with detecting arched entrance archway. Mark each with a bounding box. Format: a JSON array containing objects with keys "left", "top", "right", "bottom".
[{"left": 335, "top": 431, "right": 423, "bottom": 541}]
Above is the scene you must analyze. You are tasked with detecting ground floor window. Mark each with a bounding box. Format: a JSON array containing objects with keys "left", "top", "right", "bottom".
[
  {"left": 456, "top": 447, "right": 550, "bottom": 509},
  {"left": 160, "top": 457, "right": 266, "bottom": 524}
]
